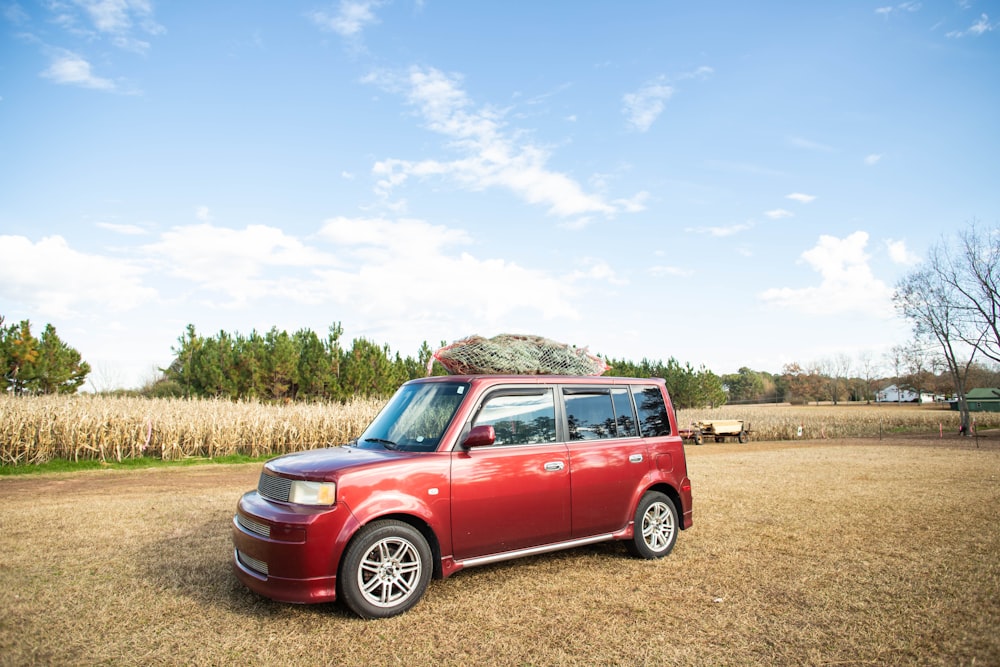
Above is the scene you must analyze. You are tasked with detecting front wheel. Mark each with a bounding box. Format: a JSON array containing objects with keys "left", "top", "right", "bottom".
[
  {"left": 625, "top": 492, "right": 678, "bottom": 559},
  {"left": 339, "top": 520, "right": 432, "bottom": 619}
]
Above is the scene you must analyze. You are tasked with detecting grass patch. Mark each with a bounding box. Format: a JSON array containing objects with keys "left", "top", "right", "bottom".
[{"left": 0, "top": 453, "right": 273, "bottom": 476}]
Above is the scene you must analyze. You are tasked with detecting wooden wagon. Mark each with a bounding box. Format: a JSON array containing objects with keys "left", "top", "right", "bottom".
[{"left": 679, "top": 419, "right": 750, "bottom": 445}]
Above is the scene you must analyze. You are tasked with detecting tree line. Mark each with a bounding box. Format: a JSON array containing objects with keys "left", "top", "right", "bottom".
[
  {"left": 159, "top": 324, "right": 729, "bottom": 409},
  {"left": 157, "top": 322, "right": 443, "bottom": 402},
  {"left": 0, "top": 316, "right": 91, "bottom": 395}
]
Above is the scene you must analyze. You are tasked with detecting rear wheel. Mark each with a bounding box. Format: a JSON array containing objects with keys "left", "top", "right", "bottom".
[
  {"left": 738, "top": 430, "right": 748, "bottom": 444},
  {"left": 339, "top": 520, "right": 432, "bottom": 619},
  {"left": 626, "top": 492, "right": 678, "bottom": 559}
]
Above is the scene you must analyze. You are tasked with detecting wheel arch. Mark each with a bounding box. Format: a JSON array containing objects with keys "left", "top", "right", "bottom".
[
  {"left": 348, "top": 512, "right": 445, "bottom": 579},
  {"left": 642, "top": 482, "right": 685, "bottom": 531}
]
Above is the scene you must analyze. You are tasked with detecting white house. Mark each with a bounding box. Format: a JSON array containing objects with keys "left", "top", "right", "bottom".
[{"left": 876, "top": 384, "right": 935, "bottom": 403}]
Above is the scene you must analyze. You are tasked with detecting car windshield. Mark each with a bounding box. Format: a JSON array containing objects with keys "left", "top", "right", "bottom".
[{"left": 355, "top": 381, "right": 470, "bottom": 452}]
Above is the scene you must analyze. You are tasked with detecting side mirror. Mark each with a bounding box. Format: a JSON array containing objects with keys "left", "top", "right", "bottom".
[{"left": 462, "top": 425, "right": 496, "bottom": 449}]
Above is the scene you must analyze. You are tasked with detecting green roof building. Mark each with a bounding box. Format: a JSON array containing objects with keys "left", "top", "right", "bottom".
[{"left": 951, "top": 388, "right": 1000, "bottom": 412}]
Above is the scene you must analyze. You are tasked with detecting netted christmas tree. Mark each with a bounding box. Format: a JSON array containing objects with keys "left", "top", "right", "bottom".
[{"left": 430, "top": 334, "right": 608, "bottom": 376}]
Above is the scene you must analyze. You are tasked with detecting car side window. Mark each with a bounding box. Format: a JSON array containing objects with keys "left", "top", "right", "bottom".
[
  {"left": 612, "top": 388, "right": 638, "bottom": 437},
  {"left": 564, "top": 390, "right": 619, "bottom": 440},
  {"left": 471, "top": 389, "right": 556, "bottom": 446},
  {"left": 632, "top": 385, "right": 671, "bottom": 437}
]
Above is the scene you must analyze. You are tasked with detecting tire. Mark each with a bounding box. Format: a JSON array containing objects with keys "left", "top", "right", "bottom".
[
  {"left": 694, "top": 433, "right": 703, "bottom": 445},
  {"left": 625, "top": 492, "right": 678, "bottom": 559},
  {"left": 339, "top": 520, "right": 432, "bottom": 619},
  {"left": 738, "top": 431, "right": 748, "bottom": 444}
]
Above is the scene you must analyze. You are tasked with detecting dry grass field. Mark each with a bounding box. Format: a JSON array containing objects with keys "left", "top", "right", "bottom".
[{"left": 1, "top": 435, "right": 997, "bottom": 665}]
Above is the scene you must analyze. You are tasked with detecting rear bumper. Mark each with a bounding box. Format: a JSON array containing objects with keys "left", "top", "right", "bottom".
[{"left": 680, "top": 476, "right": 693, "bottom": 529}]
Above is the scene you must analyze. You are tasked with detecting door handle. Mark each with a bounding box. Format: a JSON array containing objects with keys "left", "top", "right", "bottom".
[
  {"left": 543, "top": 461, "right": 565, "bottom": 472},
  {"left": 629, "top": 454, "right": 644, "bottom": 463}
]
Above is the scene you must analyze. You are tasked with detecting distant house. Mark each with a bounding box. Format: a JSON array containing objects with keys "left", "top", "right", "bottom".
[
  {"left": 951, "top": 388, "right": 1000, "bottom": 412},
  {"left": 876, "top": 384, "right": 935, "bottom": 403}
]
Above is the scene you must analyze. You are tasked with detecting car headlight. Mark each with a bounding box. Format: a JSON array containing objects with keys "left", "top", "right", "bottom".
[{"left": 288, "top": 480, "right": 337, "bottom": 506}]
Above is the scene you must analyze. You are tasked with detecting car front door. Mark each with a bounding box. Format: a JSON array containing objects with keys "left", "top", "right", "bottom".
[{"left": 450, "top": 387, "right": 571, "bottom": 560}]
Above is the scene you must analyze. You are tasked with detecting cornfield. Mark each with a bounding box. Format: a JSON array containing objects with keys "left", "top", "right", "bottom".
[
  {"left": 2, "top": 395, "right": 998, "bottom": 466},
  {"left": 678, "top": 403, "right": 1000, "bottom": 441},
  {"left": 0, "top": 394, "right": 384, "bottom": 465}
]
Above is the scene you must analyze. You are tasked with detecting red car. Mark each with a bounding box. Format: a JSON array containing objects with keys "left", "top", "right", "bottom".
[{"left": 232, "top": 375, "right": 693, "bottom": 618}]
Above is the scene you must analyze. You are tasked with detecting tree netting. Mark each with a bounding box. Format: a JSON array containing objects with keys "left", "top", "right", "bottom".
[{"left": 430, "top": 334, "right": 609, "bottom": 376}]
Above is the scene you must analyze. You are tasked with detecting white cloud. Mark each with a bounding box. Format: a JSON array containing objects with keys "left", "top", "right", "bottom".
[
  {"left": 318, "top": 216, "right": 471, "bottom": 258},
  {"left": 77, "top": 0, "right": 162, "bottom": 33},
  {"left": 141, "top": 223, "right": 337, "bottom": 306},
  {"left": 42, "top": 0, "right": 164, "bottom": 53},
  {"left": 312, "top": 216, "right": 583, "bottom": 323},
  {"left": 309, "top": 0, "right": 384, "bottom": 37},
  {"left": 765, "top": 209, "right": 794, "bottom": 219},
  {"left": 97, "top": 222, "right": 148, "bottom": 235},
  {"left": 196, "top": 206, "right": 213, "bottom": 222},
  {"left": 875, "top": 2, "right": 921, "bottom": 17},
  {"left": 0, "top": 235, "right": 155, "bottom": 317},
  {"left": 685, "top": 222, "right": 754, "bottom": 237},
  {"left": 367, "top": 66, "right": 622, "bottom": 218},
  {"left": 759, "top": 231, "right": 894, "bottom": 316},
  {"left": 613, "top": 191, "right": 650, "bottom": 213},
  {"left": 947, "top": 13, "right": 997, "bottom": 38},
  {"left": 886, "top": 239, "right": 921, "bottom": 265},
  {"left": 677, "top": 65, "right": 714, "bottom": 80},
  {"left": 622, "top": 77, "right": 674, "bottom": 132},
  {"left": 788, "top": 136, "right": 836, "bottom": 152},
  {"left": 568, "top": 259, "right": 628, "bottom": 286},
  {"left": 865, "top": 153, "right": 884, "bottom": 165},
  {"left": 41, "top": 52, "right": 116, "bottom": 90},
  {"left": 786, "top": 192, "right": 816, "bottom": 203}
]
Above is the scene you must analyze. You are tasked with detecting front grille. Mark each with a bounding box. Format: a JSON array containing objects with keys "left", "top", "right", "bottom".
[
  {"left": 236, "top": 513, "right": 270, "bottom": 538},
  {"left": 237, "top": 550, "right": 268, "bottom": 576},
  {"left": 258, "top": 472, "right": 292, "bottom": 502}
]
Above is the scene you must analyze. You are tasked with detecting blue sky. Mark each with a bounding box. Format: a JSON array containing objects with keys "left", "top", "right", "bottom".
[{"left": 1, "top": 1, "right": 998, "bottom": 390}]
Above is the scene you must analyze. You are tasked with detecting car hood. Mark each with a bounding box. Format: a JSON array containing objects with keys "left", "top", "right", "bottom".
[{"left": 264, "top": 446, "right": 404, "bottom": 480}]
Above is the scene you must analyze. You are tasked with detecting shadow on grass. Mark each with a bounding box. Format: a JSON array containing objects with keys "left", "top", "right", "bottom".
[
  {"left": 138, "top": 513, "right": 631, "bottom": 620},
  {"left": 137, "top": 514, "right": 355, "bottom": 620}
]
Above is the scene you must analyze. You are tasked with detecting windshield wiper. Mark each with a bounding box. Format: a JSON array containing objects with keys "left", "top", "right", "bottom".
[{"left": 363, "top": 438, "right": 399, "bottom": 451}]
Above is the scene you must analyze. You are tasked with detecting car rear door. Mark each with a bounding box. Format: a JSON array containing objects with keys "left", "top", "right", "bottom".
[{"left": 563, "top": 386, "right": 650, "bottom": 537}]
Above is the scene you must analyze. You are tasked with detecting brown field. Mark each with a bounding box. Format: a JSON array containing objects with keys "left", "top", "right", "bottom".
[
  {"left": 1, "top": 436, "right": 997, "bottom": 665},
  {"left": 3, "top": 394, "right": 998, "bottom": 466},
  {"left": 678, "top": 401, "right": 1000, "bottom": 441}
]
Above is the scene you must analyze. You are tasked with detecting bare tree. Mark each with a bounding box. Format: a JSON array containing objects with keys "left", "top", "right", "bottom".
[
  {"left": 894, "top": 264, "right": 979, "bottom": 434},
  {"left": 883, "top": 344, "right": 907, "bottom": 403},
  {"left": 902, "top": 341, "right": 933, "bottom": 401},
  {"left": 930, "top": 221, "right": 1000, "bottom": 363},
  {"left": 856, "top": 350, "right": 880, "bottom": 404}
]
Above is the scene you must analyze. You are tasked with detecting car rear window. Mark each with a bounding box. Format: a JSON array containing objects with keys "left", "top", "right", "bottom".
[{"left": 632, "top": 385, "right": 671, "bottom": 437}]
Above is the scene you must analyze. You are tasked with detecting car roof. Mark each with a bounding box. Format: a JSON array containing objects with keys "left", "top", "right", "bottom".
[{"left": 409, "top": 374, "right": 664, "bottom": 386}]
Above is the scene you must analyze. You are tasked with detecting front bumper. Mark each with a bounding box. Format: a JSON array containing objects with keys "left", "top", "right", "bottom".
[{"left": 231, "top": 491, "right": 359, "bottom": 604}]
